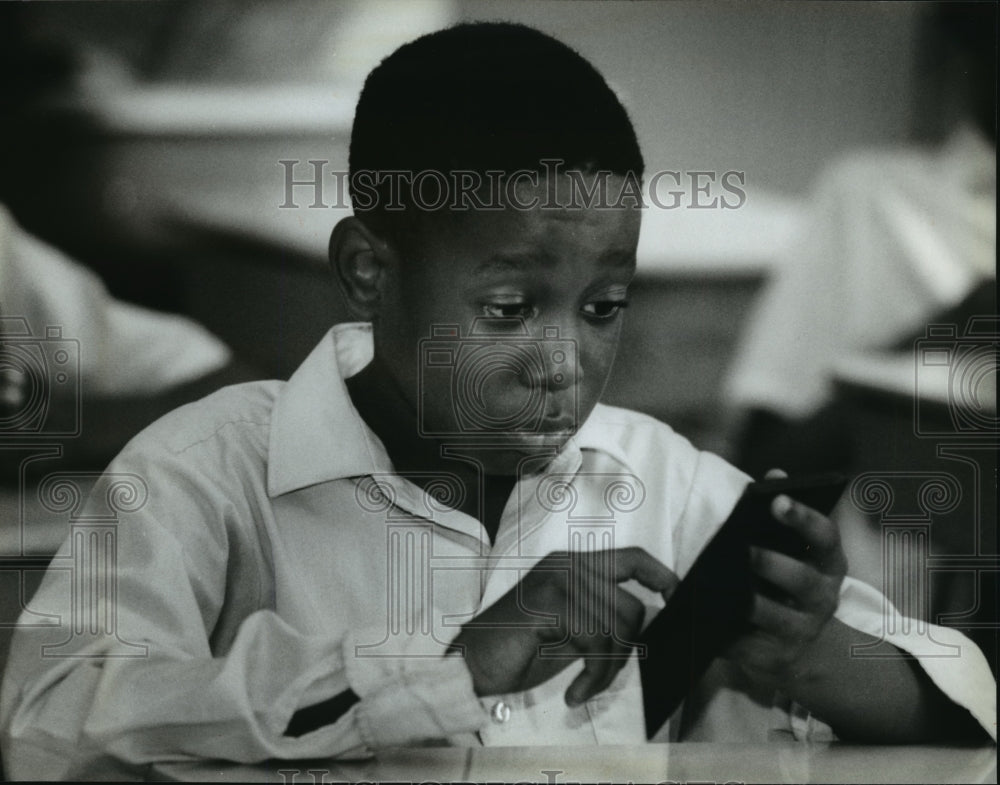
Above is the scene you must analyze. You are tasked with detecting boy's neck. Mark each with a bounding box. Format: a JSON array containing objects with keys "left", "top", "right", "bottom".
[{"left": 344, "top": 357, "right": 515, "bottom": 543}]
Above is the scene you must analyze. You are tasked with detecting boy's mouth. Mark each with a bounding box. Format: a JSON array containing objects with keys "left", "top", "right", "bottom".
[
  {"left": 512, "top": 416, "right": 578, "bottom": 446},
  {"left": 536, "top": 420, "right": 577, "bottom": 437}
]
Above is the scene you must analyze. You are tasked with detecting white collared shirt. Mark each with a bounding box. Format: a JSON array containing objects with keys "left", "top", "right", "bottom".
[
  {"left": 0, "top": 204, "right": 231, "bottom": 396},
  {"left": 1, "top": 324, "right": 994, "bottom": 778},
  {"left": 726, "top": 125, "right": 996, "bottom": 418}
]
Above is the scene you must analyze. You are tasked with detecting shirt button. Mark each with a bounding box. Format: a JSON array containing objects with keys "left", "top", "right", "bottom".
[{"left": 490, "top": 700, "right": 511, "bottom": 724}]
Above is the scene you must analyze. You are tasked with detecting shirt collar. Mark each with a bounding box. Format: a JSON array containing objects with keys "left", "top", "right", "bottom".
[
  {"left": 267, "top": 322, "right": 393, "bottom": 497},
  {"left": 267, "top": 322, "right": 637, "bottom": 497},
  {"left": 572, "top": 405, "right": 640, "bottom": 474}
]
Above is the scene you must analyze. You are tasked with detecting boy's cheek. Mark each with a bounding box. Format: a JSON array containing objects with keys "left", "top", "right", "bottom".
[
  {"left": 580, "top": 348, "right": 619, "bottom": 406},
  {"left": 419, "top": 378, "right": 550, "bottom": 435}
]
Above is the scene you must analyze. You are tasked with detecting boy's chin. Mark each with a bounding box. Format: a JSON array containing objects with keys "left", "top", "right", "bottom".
[{"left": 442, "top": 434, "right": 574, "bottom": 477}]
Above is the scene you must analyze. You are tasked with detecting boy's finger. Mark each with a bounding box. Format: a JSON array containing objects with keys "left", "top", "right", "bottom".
[
  {"left": 748, "top": 591, "right": 824, "bottom": 641},
  {"left": 769, "top": 497, "right": 845, "bottom": 570},
  {"left": 610, "top": 547, "right": 679, "bottom": 597},
  {"left": 611, "top": 586, "right": 645, "bottom": 642},
  {"left": 552, "top": 548, "right": 678, "bottom": 598},
  {"left": 565, "top": 657, "right": 609, "bottom": 706},
  {"left": 724, "top": 631, "right": 786, "bottom": 675},
  {"left": 750, "top": 546, "right": 834, "bottom": 609},
  {"left": 564, "top": 641, "right": 632, "bottom": 706}
]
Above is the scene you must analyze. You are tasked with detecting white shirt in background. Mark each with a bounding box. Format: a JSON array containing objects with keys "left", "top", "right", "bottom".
[
  {"left": 0, "top": 204, "right": 231, "bottom": 398},
  {"left": 726, "top": 126, "right": 996, "bottom": 419}
]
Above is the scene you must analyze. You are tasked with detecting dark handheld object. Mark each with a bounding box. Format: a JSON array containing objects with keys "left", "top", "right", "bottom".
[{"left": 639, "top": 472, "right": 848, "bottom": 738}]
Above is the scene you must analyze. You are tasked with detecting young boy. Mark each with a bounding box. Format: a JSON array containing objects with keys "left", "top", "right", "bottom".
[{"left": 0, "top": 22, "right": 994, "bottom": 779}]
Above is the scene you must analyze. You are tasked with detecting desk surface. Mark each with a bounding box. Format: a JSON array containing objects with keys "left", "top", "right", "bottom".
[{"left": 153, "top": 742, "right": 997, "bottom": 783}]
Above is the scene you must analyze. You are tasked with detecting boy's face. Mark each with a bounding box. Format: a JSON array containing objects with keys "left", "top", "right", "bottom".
[{"left": 373, "top": 174, "right": 641, "bottom": 475}]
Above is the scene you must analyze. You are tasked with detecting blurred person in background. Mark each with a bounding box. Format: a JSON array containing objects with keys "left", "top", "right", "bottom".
[
  {"left": 0, "top": 4, "right": 260, "bottom": 481},
  {"left": 722, "top": 1, "right": 997, "bottom": 678},
  {"left": 0, "top": 204, "right": 256, "bottom": 481},
  {"left": 1, "top": 20, "right": 994, "bottom": 779},
  {"left": 724, "top": 2, "right": 996, "bottom": 479}
]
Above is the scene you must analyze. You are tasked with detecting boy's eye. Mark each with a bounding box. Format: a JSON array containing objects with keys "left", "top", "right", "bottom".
[
  {"left": 581, "top": 300, "right": 629, "bottom": 319},
  {"left": 481, "top": 302, "right": 537, "bottom": 319}
]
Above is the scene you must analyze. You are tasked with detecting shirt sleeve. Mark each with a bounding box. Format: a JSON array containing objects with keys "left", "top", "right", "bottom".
[
  {"left": 833, "top": 575, "right": 997, "bottom": 741},
  {"left": 670, "top": 446, "right": 996, "bottom": 743},
  {"left": 0, "top": 439, "right": 486, "bottom": 779}
]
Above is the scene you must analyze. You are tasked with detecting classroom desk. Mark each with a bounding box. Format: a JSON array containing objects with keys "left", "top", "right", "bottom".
[{"left": 151, "top": 742, "right": 997, "bottom": 783}]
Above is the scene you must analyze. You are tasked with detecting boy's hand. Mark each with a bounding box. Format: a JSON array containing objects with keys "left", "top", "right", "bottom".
[
  {"left": 726, "top": 469, "right": 848, "bottom": 689},
  {"left": 452, "top": 547, "right": 677, "bottom": 706}
]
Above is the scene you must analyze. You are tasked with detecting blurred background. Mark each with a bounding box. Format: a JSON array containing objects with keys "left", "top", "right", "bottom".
[
  {"left": 0, "top": 1, "right": 996, "bottom": 672},
  {"left": 1, "top": 1, "right": 973, "bottom": 444}
]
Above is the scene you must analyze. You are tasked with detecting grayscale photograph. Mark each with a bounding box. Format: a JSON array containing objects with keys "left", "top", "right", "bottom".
[{"left": 0, "top": 1, "right": 996, "bottom": 781}]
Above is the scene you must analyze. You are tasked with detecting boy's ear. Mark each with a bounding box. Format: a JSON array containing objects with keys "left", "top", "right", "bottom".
[{"left": 329, "top": 217, "right": 392, "bottom": 319}]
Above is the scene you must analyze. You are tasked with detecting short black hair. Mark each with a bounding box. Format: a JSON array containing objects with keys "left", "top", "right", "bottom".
[{"left": 348, "top": 21, "right": 644, "bottom": 236}]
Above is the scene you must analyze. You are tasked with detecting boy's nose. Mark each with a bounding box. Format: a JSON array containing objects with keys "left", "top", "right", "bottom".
[
  {"left": 546, "top": 349, "right": 580, "bottom": 391},
  {"left": 518, "top": 337, "right": 581, "bottom": 393}
]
